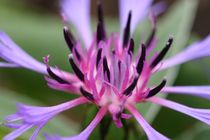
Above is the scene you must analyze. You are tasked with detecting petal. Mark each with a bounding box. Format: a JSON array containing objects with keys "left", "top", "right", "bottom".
[
  {"left": 3, "top": 124, "right": 33, "bottom": 140},
  {"left": 16, "top": 97, "right": 88, "bottom": 123},
  {"left": 126, "top": 104, "right": 169, "bottom": 140},
  {"left": 162, "top": 86, "right": 210, "bottom": 100},
  {"left": 0, "top": 62, "right": 18, "bottom": 67},
  {"left": 29, "top": 122, "right": 47, "bottom": 140},
  {"left": 61, "top": 0, "right": 92, "bottom": 48},
  {"left": 46, "top": 107, "right": 107, "bottom": 140},
  {"left": 148, "top": 97, "right": 210, "bottom": 126},
  {"left": 119, "top": 0, "right": 153, "bottom": 34},
  {"left": 4, "top": 97, "right": 88, "bottom": 140},
  {"left": 160, "top": 35, "right": 210, "bottom": 70},
  {"left": 0, "top": 31, "right": 47, "bottom": 74}
]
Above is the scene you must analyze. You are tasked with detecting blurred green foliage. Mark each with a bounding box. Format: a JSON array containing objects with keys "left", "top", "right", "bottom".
[{"left": 0, "top": 0, "right": 210, "bottom": 140}]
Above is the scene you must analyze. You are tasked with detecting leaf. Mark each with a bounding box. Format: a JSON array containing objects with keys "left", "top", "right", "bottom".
[
  {"left": 175, "top": 123, "right": 210, "bottom": 140},
  {"left": 0, "top": 89, "right": 79, "bottom": 140}
]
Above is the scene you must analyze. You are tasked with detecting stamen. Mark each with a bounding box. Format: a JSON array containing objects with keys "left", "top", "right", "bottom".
[
  {"left": 63, "top": 26, "right": 75, "bottom": 51},
  {"left": 150, "top": 37, "right": 173, "bottom": 68},
  {"left": 97, "top": 22, "right": 106, "bottom": 44},
  {"left": 96, "top": 48, "right": 102, "bottom": 68},
  {"left": 69, "top": 56, "right": 84, "bottom": 81},
  {"left": 46, "top": 67, "right": 69, "bottom": 84},
  {"left": 128, "top": 38, "right": 134, "bottom": 55},
  {"left": 136, "top": 44, "right": 146, "bottom": 75},
  {"left": 97, "top": 0, "right": 104, "bottom": 24},
  {"left": 43, "top": 56, "right": 69, "bottom": 84},
  {"left": 74, "top": 48, "right": 82, "bottom": 61},
  {"left": 103, "top": 57, "right": 110, "bottom": 82},
  {"left": 146, "top": 79, "right": 166, "bottom": 98},
  {"left": 118, "top": 60, "right": 121, "bottom": 71},
  {"left": 123, "top": 77, "right": 138, "bottom": 96},
  {"left": 96, "top": 1, "right": 106, "bottom": 44},
  {"left": 80, "top": 87, "right": 94, "bottom": 101},
  {"left": 123, "top": 11, "right": 132, "bottom": 47}
]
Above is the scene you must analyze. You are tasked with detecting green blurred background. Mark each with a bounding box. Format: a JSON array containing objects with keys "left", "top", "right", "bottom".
[{"left": 0, "top": 0, "right": 210, "bottom": 140}]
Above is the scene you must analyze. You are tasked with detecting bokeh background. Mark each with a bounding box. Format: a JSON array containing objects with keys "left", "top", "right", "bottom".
[{"left": 0, "top": 0, "right": 210, "bottom": 140}]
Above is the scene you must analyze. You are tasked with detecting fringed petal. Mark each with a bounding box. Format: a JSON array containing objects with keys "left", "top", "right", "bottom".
[
  {"left": 0, "top": 31, "right": 47, "bottom": 74},
  {"left": 0, "top": 62, "right": 18, "bottom": 67},
  {"left": 160, "top": 35, "right": 210, "bottom": 70},
  {"left": 148, "top": 97, "right": 210, "bottom": 126},
  {"left": 126, "top": 104, "right": 169, "bottom": 140},
  {"left": 3, "top": 97, "right": 88, "bottom": 140},
  {"left": 3, "top": 124, "right": 33, "bottom": 140},
  {"left": 162, "top": 86, "right": 210, "bottom": 100},
  {"left": 45, "top": 107, "right": 107, "bottom": 140},
  {"left": 119, "top": 0, "right": 153, "bottom": 34},
  {"left": 61, "top": 0, "right": 92, "bottom": 48}
]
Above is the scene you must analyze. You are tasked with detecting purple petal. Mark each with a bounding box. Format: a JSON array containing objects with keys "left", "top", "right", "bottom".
[
  {"left": 162, "top": 86, "right": 210, "bottom": 100},
  {"left": 119, "top": 0, "right": 153, "bottom": 34},
  {"left": 126, "top": 104, "right": 169, "bottom": 140},
  {"left": 148, "top": 97, "right": 210, "bottom": 126},
  {"left": 29, "top": 122, "right": 47, "bottom": 140},
  {"left": 0, "top": 62, "right": 18, "bottom": 67},
  {"left": 61, "top": 0, "right": 92, "bottom": 48},
  {"left": 0, "top": 31, "right": 47, "bottom": 74},
  {"left": 3, "top": 124, "right": 33, "bottom": 140},
  {"left": 160, "top": 35, "right": 210, "bottom": 70},
  {"left": 4, "top": 97, "right": 88, "bottom": 140},
  {"left": 16, "top": 97, "right": 88, "bottom": 123}
]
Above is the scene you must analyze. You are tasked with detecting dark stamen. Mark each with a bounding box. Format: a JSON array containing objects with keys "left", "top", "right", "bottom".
[
  {"left": 103, "top": 57, "right": 110, "bottom": 82},
  {"left": 123, "top": 77, "right": 138, "bottom": 96},
  {"left": 96, "top": 1, "right": 106, "bottom": 44},
  {"left": 46, "top": 67, "right": 69, "bottom": 84},
  {"left": 63, "top": 26, "right": 75, "bottom": 51},
  {"left": 123, "top": 11, "right": 132, "bottom": 47},
  {"left": 136, "top": 44, "right": 146, "bottom": 75},
  {"left": 69, "top": 56, "right": 84, "bottom": 81},
  {"left": 74, "top": 48, "right": 82, "bottom": 61},
  {"left": 96, "top": 48, "right": 102, "bottom": 68},
  {"left": 128, "top": 38, "right": 134, "bottom": 55},
  {"left": 118, "top": 60, "right": 121, "bottom": 71},
  {"left": 97, "top": 0, "right": 104, "bottom": 24},
  {"left": 146, "top": 79, "right": 166, "bottom": 98},
  {"left": 80, "top": 87, "right": 94, "bottom": 101},
  {"left": 97, "top": 22, "right": 106, "bottom": 44},
  {"left": 145, "top": 28, "right": 156, "bottom": 48},
  {"left": 150, "top": 37, "right": 173, "bottom": 68}
]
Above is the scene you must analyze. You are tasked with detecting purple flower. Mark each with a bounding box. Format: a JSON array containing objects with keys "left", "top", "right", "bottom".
[{"left": 1, "top": 0, "right": 210, "bottom": 140}]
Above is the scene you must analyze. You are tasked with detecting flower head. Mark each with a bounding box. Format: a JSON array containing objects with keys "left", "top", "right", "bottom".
[{"left": 1, "top": 0, "right": 210, "bottom": 140}]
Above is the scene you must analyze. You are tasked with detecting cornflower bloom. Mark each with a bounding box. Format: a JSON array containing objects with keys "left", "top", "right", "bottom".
[{"left": 1, "top": 0, "right": 210, "bottom": 140}]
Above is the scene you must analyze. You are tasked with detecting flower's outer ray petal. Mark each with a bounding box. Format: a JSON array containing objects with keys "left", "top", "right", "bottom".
[
  {"left": 3, "top": 97, "right": 88, "bottom": 140},
  {"left": 45, "top": 107, "right": 107, "bottom": 140},
  {"left": 0, "top": 32, "right": 81, "bottom": 91},
  {"left": 61, "top": 0, "right": 92, "bottom": 48},
  {"left": 148, "top": 97, "right": 210, "bottom": 126},
  {"left": 160, "top": 35, "right": 210, "bottom": 70},
  {"left": 0, "top": 31, "right": 47, "bottom": 74},
  {"left": 119, "top": 0, "right": 153, "bottom": 35},
  {"left": 162, "top": 86, "right": 210, "bottom": 100},
  {"left": 3, "top": 124, "right": 33, "bottom": 140},
  {"left": 29, "top": 121, "right": 47, "bottom": 140},
  {"left": 126, "top": 104, "right": 169, "bottom": 140},
  {"left": 0, "top": 62, "right": 18, "bottom": 67}
]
